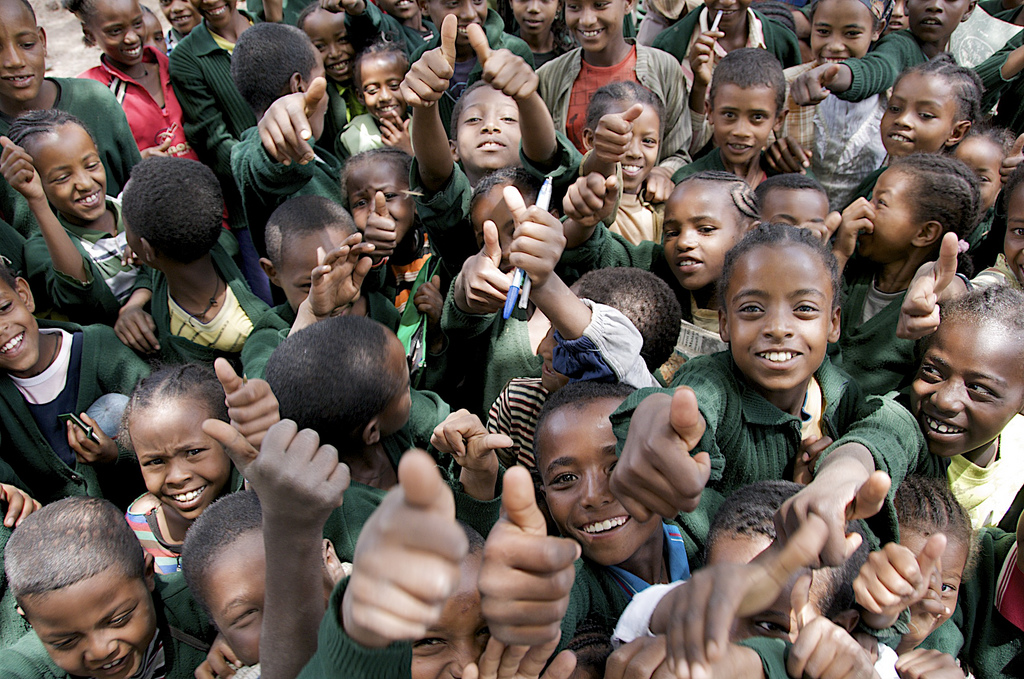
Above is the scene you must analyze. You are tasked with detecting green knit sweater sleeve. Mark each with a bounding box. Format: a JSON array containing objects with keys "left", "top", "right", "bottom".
[
  {"left": 974, "top": 29, "right": 1024, "bottom": 111},
  {"left": 837, "top": 31, "right": 927, "bottom": 101},
  {"left": 440, "top": 282, "right": 500, "bottom": 340},
  {"left": 239, "top": 303, "right": 293, "bottom": 380},
  {"left": 411, "top": 160, "right": 476, "bottom": 276},
  {"left": 736, "top": 636, "right": 792, "bottom": 678},
  {"left": 0, "top": 632, "right": 69, "bottom": 679},
  {"left": 230, "top": 126, "right": 317, "bottom": 212},
  {"left": 24, "top": 231, "right": 122, "bottom": 323}
]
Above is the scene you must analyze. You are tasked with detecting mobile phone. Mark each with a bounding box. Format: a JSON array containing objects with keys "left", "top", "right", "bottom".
[{"left": 59, "top": 413, "right": 99, "bottom": 444}]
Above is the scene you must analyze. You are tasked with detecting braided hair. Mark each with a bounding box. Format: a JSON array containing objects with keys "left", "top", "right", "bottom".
[
  {"left": 8, "top": 109, "right": 95, "bottom": 151},
  {"left": 894, "top": 53, "right": 983, "bottom": 128},
  {"left": 894, "top": 475, "right": 976, "bottom": 576},
  {"left": 678, "top": 170, "right": 760, "bottom": 222},
  {"left": 353, "top": 39, "right": 410, "bottom": 91}
]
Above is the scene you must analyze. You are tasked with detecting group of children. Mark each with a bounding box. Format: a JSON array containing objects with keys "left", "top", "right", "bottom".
[{"left": 0, "top": 0, "right": 1023, "bottom": 676}]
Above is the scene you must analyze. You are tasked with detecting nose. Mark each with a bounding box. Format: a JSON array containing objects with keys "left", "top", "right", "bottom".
[
  {"left": 675, "top": 227, "right": 698, "bottom": 251},
  {"left": 580, "top": 5, "right": 597, "bottom": 25},
  {"left": 762, "top": 307, "right": 794, "bottom": 340},
  {"left": 83, "top": 632, "right": 119, "bottom": 666},
  {"left": 0, "top": 40, "right": 27, "bottom": 69},
  {"left": 624, "top": 133, "right": 643, "bottom": 160},
  {"left": 526, "top": 0, "right": 541, "bottom": 13},
  {"left": 931, "top": 380, "right": 966, "bottom": 416},
  {"left": 580, "top": 470, "right": 614, "bottom": 509},
  {"left": 456, "top": 0, "right": 477, "bottom": 22},
  {"left": 71, "top": 168, "right": 95, "bottom": 192},
  {"left": 164, "top": 458, "right": 191, "bottom": 488}
]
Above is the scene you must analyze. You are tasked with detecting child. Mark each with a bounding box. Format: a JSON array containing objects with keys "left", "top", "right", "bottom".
[
  {"left": 141, "top": 5, "right": 167, "bottom": 54},
  {"left": 505, "top": 0, "right": 574, "bottom": 67},
  {"left": 0, "top": 261, "right": 149, "bottom": 506},
  {"left": 2, "top": 111, "right": 149, "bottom": 325},
  {"left": 122, "top": 364, "right": 240, "bottom": 574},
  {"left": 835, "top": 154, "right": 980, "bottom": 395},
  {"left": 0, "top": 0, "right": 142, "bottom": 238},
  {"left": 671, "top": 48, "right": 788, "bottom": 188},
  {"left": 536, "top": 0, "right": 691, "bottom": 179},
  {"left": 69, "top": 0, "right": 198, "bottom": 160},
  {"left": 158, "top": 0, "right": 201, "bottom": 51},
  {"left": 342, "top": 42, "right": 413, "bottom": 157},
  {"left": 0, "top": 497, "right": 214, "bottom": 679},
  {"left": 582, "top": 82, "right": 665, "bottom": 245},
  {"left": 754, "top": 173, "right": 837, "bottom": 243},
  {"left": 955, "top": 123, "right": 1017, "bottom": 252},
  {"left": 120, "top": 157, "right": 269, "bottom": 365}
]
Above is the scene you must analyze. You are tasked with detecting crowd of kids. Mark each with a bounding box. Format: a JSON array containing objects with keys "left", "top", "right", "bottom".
[{"left": 3, "top": 0, "right": 1024, "bottom": 676}]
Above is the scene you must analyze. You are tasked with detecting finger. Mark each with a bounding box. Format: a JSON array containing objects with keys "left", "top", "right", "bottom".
[
  {"left": 138, "top": 315, "right": 160, "bottom": 351},
  {"left": 374, "top": 190, "right": 389, "bottom": 218},
  {"left": 439, "top": 14, "right": 458, "bottom": 67},
  {"left": 3, "top": 491, "right": 24, "bottom": 528},
  {"left": 748, "top": 514, "right": 830, "bottom": 613},
  {"left": 933, "top": 232, "right": 959, "bottom": 294},
  {"left": 483, "top": 219, "right": 502, "bottom": 266},
  {"left": 304, "top": 76, "right": 328, "bottom": 118},
  {"left": 201, "top": 418, "right": 261, "bottom": 469},
  {"left": 502, "top": 185, "right": 529, "bottom": 228},
  {"left": 791, "top": 573, "right": 816, "bottom": 631},
  {"left": 399, "top": 448, "right": 457, "bottom": 515},
  {"left": 820, "top": 64, "right": 841, "bottom": 87},
  {"left": 620, "top": 102, "right": 644, "bottom": 123},
  {"left": 845, "top": 471, "right": 891, "bottom": 523},
  {"left": 214, "top": 357, "right": 245, "bottom": 394},
  {"left": 541, "top": 649, "right": 578, "bottom": 679},
  {"left": 467, "top": 22, "right": 491, "bottom": 64},
  {"left": 1012, "top": 132, "right": 1024, "bottom": 158},
  {"left": 669, "top": 386, "right": 706, "bottom": 451},
  {"left": 501, "top": 466, "right": 548, "bottom": 536},
  {"left": 916, "top": 533, "right": 947, "bottom": 589}
]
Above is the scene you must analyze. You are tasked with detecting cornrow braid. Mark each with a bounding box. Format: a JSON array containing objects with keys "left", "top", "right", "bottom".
[
  {"left": 61, "top": 0, "right": 98, "bottom": 21},
  {"left": 680, "top": 170, "right": 760, "bottom": 222},
  {"left": 964, "top": 121, "right": 1017, "bottom": 156},
  {"left": 895, "top": 53, "right": 983, "bottom": 126},
  {"left": 8, "top": 109, "right": 95, "bottom": 150},
  {"left": 894, "top": 475, "right": 976, "bottom": 576}
]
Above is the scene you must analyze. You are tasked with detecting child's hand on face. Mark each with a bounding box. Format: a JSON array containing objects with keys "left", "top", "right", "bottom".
[
  {"left": 834, "top": 197, "right": 874, "bottom": 268},
  {"left": 401, "top": 15, "right": 457, "bottom": 109},
  {"left": 649, "top": 514, "right": 831, "bottom": 678},
  {"left": 791, "top": 63, "right": 843, "bottom": 106},
  {"left": 257, "top": 76, "right": 328, "bottom": 166},
  {"left": 689, "top": 29, "right": 724, "bottom": 90},
  {"left": 67, "top": 413, "right": 118, "bottom": 466},
  {"left": 454, "top": 220, "right": 513, "bottom": 314},
  {"left": 468, "top": 24, "right": 539, "bottom": 101},
  {"left": 0, "top": 137, "right": 45, "bottom": 203},
  {"left": 0, "top": 483, "right": 40, "bottom": 528},
  {"left": 464, "top": 636, "right": 577, "bottom": 679},
  {"left": 894, "top": 648, "right": 965, "bottom": 679},
  {"left": 115, "top": 304, "right": 160, "bottom": 354},
  {"left": 505, "top": 186, "right": 566, "bottom": 290},
  {"left": 608, "top": 387, "right": 712, "bottom": 522},
  {"left": 853, "top": 535, "right": 948, "bottom": 630},
  {"left": 304, "top": 234, "right": 375, "bottom": 320},
  {"left": 194, "top": 634, "right": 241, "bottom": 679},
  {"left": 214, "top": 358, "right": 281, "bottom": 449},
  {"left": 897, "top": 233, "right": 962, "bottom": 341},
  {"left": 765, "top": 136, "right": 812, "bottom": 175},
  {"left": 793, "top": 435, "right": 834, "bottom": 485},
  {"left": 787, "top": 574, "right": 877, "bottom": 679},
  {"left": 342, "top": 449, "right": 469, "bottom": 647},
  {"left": 363, "top": 191, "right": 398, "bottom": 263},
  {"left": 479, "top": 466, "right": 580, "bottom": 647},
  {"left": 563, "top": 173, "right": 619, "bottom": 230},
  {"left": 592, "top": 104, "right": 644, "bottom": 166},
  {"left": 431, "top": 409, "right": 512, "bottom": 500},
  {"left": 1000, "top": 133, "right": 1024, "bottom": 183},
  {"left": 379, "top": 111, "right": 413, "bottom": 155}
]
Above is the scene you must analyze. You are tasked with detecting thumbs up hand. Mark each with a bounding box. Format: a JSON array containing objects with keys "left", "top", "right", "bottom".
[
  {"left": 401, "top": 14, "right": 458, "bottom": 108},
  {"left": 590, "top": 103, "right": 644, "bottom": 165},
  {"left": 1000, "top": 132, "right": 1024, "bottom": 182},
  {"left": 897, "top": 232, "right": 962, "bottom": 340},
  {"left": 454, "top": 219, "right": 514, "bottom": 314},
  {"left": 468, "top": 23, "right": 538, "bottom": 100},
  {"left": 256, "top": 76, "right": 328, "bottom": 165},
  {"left": 787, "top": 574, "right": 877, "bottom": 679},
  {"left": 363, "top": 191, "right": 399, "bottom": 263}
]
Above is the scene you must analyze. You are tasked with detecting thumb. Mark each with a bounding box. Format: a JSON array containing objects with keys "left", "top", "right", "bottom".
[
  {"left": 303, "top": 76, "right": 328, "bottom": 117},
  {"left": 1012, "top": 132, "right": 1024, "bottom": 158},
  {"left": 739, "top": 514, "right": 829, "bottom": 618},
  {"left": 440, "top": 14, "right": 458, "bottom": 67},
  {"left": 604, "top": 174, "right": 618, "bottom": 194},
  {"left": 502, "top": 185, "right": 528, "bottom": 227},
  {"left": 0, "top": 136, "right": 12, "bottom": 151},
  {"left": 821, "top": 64, "right": 841, "bottom": 86},
  {"left": 374, "top": 191, "right": 390, "bottom": 218},
  {"left": 846, "top": 471, "right": 891, "bottom": 522},
  {"left": 430, "top": 274, "right": 441, "bottom": 288},
  {"left": 483, "top": 219, "right": 502, "bottom": 265},
  {"left": 620, "top": 103, "right": 644, "bottom": 123},
  {"left": 158, "top": 135, "right": 174, "bottom": 151},
  {"left": 214, "top": 357, "right": 245, "bottom": 395},
  {"left": 501, "top": 465, "right": 547, "bottom": 535},
  {"left": 933, "top": 232, "right": 959, "bottom": 294},
  {"left": 202, "top": 418, "right": 260, "bottom": 470},
  {"left": 398, "top": 448, "right": 453, "bottom": 513},
  {"left": 916, "top": 533, "right": 947, "bottom": 586},
  {"left": 791, "top": 573, "right": 817, "bottom": 632},
  {"left": 467, "top": 22, "right": 490, "bottom": 63},
  {"left": 669, "top": 386, "right": 705, "bottom": 450}
]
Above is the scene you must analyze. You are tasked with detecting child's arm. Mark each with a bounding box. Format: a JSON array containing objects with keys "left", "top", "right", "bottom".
[
  {"left": 897, "top": 233, "right": 967, "bottom": 340},
  {"left": 853, "top": 536, "right": 948, "bottom": 631},
  {"left": 291, "top": 235, "right": 375, "bottom": 335},
  {"left": 403, "top": 16, "right": 458, "bottom": 193},
  {"left": 467, "top": 25, "right": 557, "bottom": 168},
  {"left": 894, "top": 648, "right": 967, "bottom": 679},
  {"left": 452, "top": 220, "right": 513, "bottom": 315},
  {"left": 204, "top": 417, "right": 351, "bottom": 679},
  {"left": 687, "top": 29, "right": 722, "bottom": 118},
  {"left": 114, "top": 288, "right": 160, "bottom": 355},
  {"left": 252, "top": 78, "right": 328, "bottom": 167},
  {"left": 0, "top": 483, "right": 39, "bottom": 529},
  {"left": 0, "top": 138, "right": 92, "bottom": 284},
  {"left": 214, "top": 358, "right": 281, "bottom": 449},
  {"left": 431, "top": 409, "right": 512, "bottom": 501}
]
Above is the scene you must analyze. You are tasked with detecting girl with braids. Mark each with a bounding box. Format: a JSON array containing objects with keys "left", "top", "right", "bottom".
[
  {"left": 341, "top": 41, "right": 412, "bottom": 158},
  {"left": 67, "top": 0, "right": 197, "bottom": 160},
  {"left": 501, "top": 0, "right": 575, "bottom": 68},
  {"left": 122, "top": 364, "right": 241, "bottom": 573},
  {"left": 0, "top": 110, "right": 151, "bottom": 325},
  {"left": 834, "top": 153, "right": 981, "bottom": 395},
  {"left": 954, "top": 123, "right": 1019, "bottom": 254}
]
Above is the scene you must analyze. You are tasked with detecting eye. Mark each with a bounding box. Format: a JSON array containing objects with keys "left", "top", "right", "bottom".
[
  {"left": 920, "top": 111, "right": 936, "bottom": 120},
  {"left": 364, "top": 85, "right": 379, "bottom": 95},
  {"left": 48, "top": 637, "right": 78, "bottom": 651},
  {"left": 967, "top": 382, "right": 996, "bottom": 398},
  {"left": 888, "top": 105, "right": 902, "bottom": 113},
  {"left": 696, "top": 224, "right": 718, "bottom": 234},
  {"left": 352, "top": 199, "right": 368, "bottom": 209},
  {"left": 751, "top": 113, "right": 767, "bottom": 123},
  {"left": 815, "top": 28, "right": 830, "bottom": 35},
  {"left": 550, "top": 472, "right": 578, "bottom": 486},
  {"left": 941, "top": 583, "right": 957, "bottom": 593},
  {"left": 0, "top": 302, "right": 12, "bottom": 313},
  {"left": 143, "top": 458, "right": 165, "bottom": 467},
  {"left": 110, "top": 609, "right": 134, "bottom": 626},
  {"left": 185, "top": 448, "right": 205, "bottom": 458},
  {"left": 979, "top": 175, "right": 991, "bottom": 183},
  {"left": 464, "top": 115, "right": 482, "bottom": 124},
  {"left": 737, "top": 303, "right": 763, "bottom": 314},
  {"left": 795, "top": 303, "right": 819, "bottom": 314},
  {"left": 413, "top": 637, "right": 446, "bottom": 648},
  {"left": 753, "top": 619, "right": 789, "bottom": 635},
  {"left": 918, "top": 363, "right": 943, "bottom": 382}
]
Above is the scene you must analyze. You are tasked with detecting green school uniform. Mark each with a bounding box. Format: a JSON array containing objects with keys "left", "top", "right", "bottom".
[
  {"left": 243, "top": 0, "right": 305, "bottom": 25},
  {"left": 0, "top": 217, "right": 26, "bottom": 279},
  {"left": 0, "top": 321, "right": 149, "bottom": 506},
  {"left": 229, "top": 126, "right": 345, "bottom": 256},
  {"left": 0, "top": 524, "right": 30, "bottom": 650},
  {"left": 833, "top": 30, "right": 928, "bottom": 102},
  {"left": 0, "top": 78, "right": 141, "bottom": 239},
  {"left": 651, "top": 8, "right": 802, "bottom": 69},
  {"left": 669, "top": 147, "right": 813, "bottom": 184},
  {"left": 149, "top": 230, "right": 270, "bottom": 367},
  {"left": 320, "top": 83, "right": 368, "bottom": 163},
  {"left": 408, "top": 9, "right": 534, "bottom": 135},
  {"left": 610, "top": 352, "right": 928, "bottom": 546},
  {"left": 343, "top": 1, "right": 435, "bottom": 57},
  {"left": 0, "top": 572, "right": 214, "bottom": 679}
]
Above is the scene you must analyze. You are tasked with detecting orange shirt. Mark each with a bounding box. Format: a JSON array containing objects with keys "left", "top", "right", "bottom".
[{"left": 565, "top": 46, "right": 640, "bottom": 153}]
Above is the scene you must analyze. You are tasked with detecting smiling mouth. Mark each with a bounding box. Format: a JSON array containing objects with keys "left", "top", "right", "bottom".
[
  {"left": 676, "top": 257, "right": 702, "bottom": 268},
  {"left": 888, "top": 132, "right": 912, "bottom": 144},
  {"left": 77, "top": 191, "right": 103, "bottom": 209},
  {"left": 923, "top": 414, "right": 965, "bottom": 435},
  {"left": 0, "top": 333, "right": 24, "bottom": 355},
  {"left": 171, "top": 485, "right": 207, "bottom": 508},
  {"left": 1, "top": 74, "right": 34, "bottom": 86},
  {"left": 376, "top": 103, "right": 399, "bottom": 115},
  {"left": 96, "top": 653, "right": 131, "bottom": 674},
  {"left": 204, "top": 4, "right": 227, "bottom": 17},
  {"left": 477, "top": 140, "right": 506, "bottom": 150},
  {"left": 123, "top": 44, "right": 142, "bottom": 58},
  {"left": 579, "top": 28, "right": 603, "bottom": 38},
  {"left": 582, "top": 516, "right": 629, "bottom": 534},
  {"left": 758, "top": 350, "right": 800, "bottom": 363},
  {"left": 621, "top": 163, "right": 645, "bottom": 177}
]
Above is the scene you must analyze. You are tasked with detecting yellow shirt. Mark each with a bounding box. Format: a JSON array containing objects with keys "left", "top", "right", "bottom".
[
  {"left": 610, "top": 193, "right": 661, "bottom": 246},
  {"left": 169, "top": 285, "right": 254, "bottom": 353},
  {"left": 948, "top": 414, "right": 1024, "bottom": 529},
  {"left": 210, "top": 20, "right": 252, "bottom": 55}
]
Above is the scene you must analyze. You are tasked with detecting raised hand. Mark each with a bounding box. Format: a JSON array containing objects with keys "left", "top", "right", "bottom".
[
  {"left": 833, "top": 197, "right": 874, "bottom": 271},
  {"left": 431, "top": 409, "right": 511, "bottom": 500},
  {"left": 562, "top": 173, "right": 619, "bottom": 231},
  {"left": 214, "top": 358, "right": 280, "bottom": 449},
  {"left": 590, "top": 103, "right": 643, "bottom": 165},
  {"left": 468, "top": 23, "right": 538, "bottom": 101},
  {"left": 791, "top": 63, "right": 842, "bottom": 106},
  {"left": 454, "top": 220, "right": 513, "bottom": 314},
  {"left": 363, "top": 191, "right": 398, "bottom": 263},
  {"left": 304, "top": 233, "right": 374, "bottom": 320},
  {"left": 465, "top": 636, "right": 577, "bottom": 679},
  {"left": 689, "top": 28, "right": 724, "bottom": 91},
  {"left": 379, "top": 111, "right": 413, "bottom": 154},
  {"left": 787, "top": 574, "right": 879, "bottom": 679},
  {"left": 897, "top": 232, "right": 960, "bottom": 340},
  {"left": 1000, "top": 133, "right": 1024, "bottom": 183},
  {"left": 257, "top": 76, "right": 328, "bottom": 165},
  {"left": 140, "top": 136, "right": 174, "bottom": 159},
  {"left": 793, "top": 435, "right": 834, "bottom": 485},
  {"left": 853, "top": 534, "right": 947, "bottom": 629},
  {"left": 66, "top": 412, "right": 118, "bottom": 466},
  {"left": 0, "top": 483, "right": 40, "bottom": 528},
  {"left": 765, "top": 136, "right": 812, "bottom": 175},
  {"left": 608, "top": 387, "right": 712, "bottom": 522},
  {"left": 401, "top": 14, "right": 457, "bottom": 108},
  {"left": 0, "top": 136, "right": 45, "bottom": 202},
  {"left": 505, "top": 185, "right": 566, "bottom": 289}
]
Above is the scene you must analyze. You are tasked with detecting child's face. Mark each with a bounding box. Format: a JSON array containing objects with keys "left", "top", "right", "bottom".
[
  {"left": 1004, "top": 184, "right": 1024, "bottom": 286},
  {"left": 204, "top": 531, "right": 265, "bottom": 667},
  {"left": 584, "top": 101, "right": 660, "bottom": 196},
  {"left": 85, "top": 0, "right": 146, "bottom": 68},
  {"left": 0, "top": 0, "right": 48, "bottom": 111},
  {"left": 142, "top": 12, "right": 167, "bottom": 54},
  {"left": 376, "top": 334, "right": 413, "bottom": 439},
  {"left": 708, "top": 84, "right": 784, "bottom": 169},
  {"left": 704, "top": 0, "right": 755, "bottom": 33},
  {"left": 661, "top": 180, "right": 751, "bottom": 295},
  {"left": 719, "top": 243, "right": 841, "bottom": 414},
  {"left": 955, "top": 136, "right": 1004, "bottom": 213},
  {"left": 21, "top": 567, "right": 157, "bottom": 679},
  {"left": 470, "top": 183, "right": 517, "bottom": 272},
  {"left": 538, "top": 397, "right": 663, "bottom": 568},
  {"left": 886, "top": 0, "right": 909, "bottom": 32},
  {"left": 905, "top": 0, "right": 973, "bottom": 46},
  {"left": 452, "top": 86, "right": 523, "bottom": 180},
  {"left": 510, "top": 0, "right": 559, "bottom": 43},
  {"left": 899, "top": 528, "right": 968, "bottom": 646},
  {"left": 302, "top": 8, "right": 355, "bottom": 85},
  {"left": 347, "top": 161, "right": 416, "bottom": 259},
  {"left": 563, "top": 0, "right": 632, "bottom": 55},
  {"left": 881, "top": 72, "right": 969, "bottom": 157},
  {"left": 379, "top": 0, "right": 421, "bottom": 22},
  {"left": 0, "top": 277, "right": 46, "bottom": 378},
  {"left": 810, "top": 0, "right": 879, "bottom": 64},
  {"left": 758, "top": 188, "right": 831, "bottom": 242},
  {"left": 358, "top": 53, "right": 408, "bottom": 123},
  {"left": 418, "top": 0, "right": 488, "bottom": 53},
  {"left": 269, "top": 227, "right": 353, "bottom": 312},
  {"left": 537, "top": 328, "right": 569, "bottom": 393},
  {"left": 857, "top": 168, "right": 922, "bottom": 264},
  {"left": 189, "top": 0, "right": 237, "bottom": 31},
  {"left": 24, "top": 123, "right": 108, "bottom": 226},
  {"left": 158, "top": 0, "right": 200, "bottom": 36},
  {"left": 412, "top": 552, "right": 487, "bottom": 679},
  {"left": 131, "top": 397, "right": 233, "bottom": 527},
  {"left": 910, "top": 318, "right": 1024, "bottom": 462}
]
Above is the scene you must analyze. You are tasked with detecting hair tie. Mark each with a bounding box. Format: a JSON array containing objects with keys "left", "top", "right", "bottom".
[{"left": 958, "top": 239, "right": 970, "bottom": 254}]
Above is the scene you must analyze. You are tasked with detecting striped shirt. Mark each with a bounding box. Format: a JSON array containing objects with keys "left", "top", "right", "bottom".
[
  {"left": 126, "top": 495, "right": 182, "bottom": 574},
  {"left": 59, "top": 197, "right": 139, "bottom": 303},
  {"left": 487, "top": 377, "right": 550, "bottom": 470}
]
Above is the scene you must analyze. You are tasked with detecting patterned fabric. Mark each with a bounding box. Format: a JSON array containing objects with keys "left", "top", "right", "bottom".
[
  {"left": 995, "top": 541, "right": 1024, "bottom": 632},
  {"left": 57, "top": 198, "right": 139, "bottom": 304},
  {"left": 605, "top": 523, "right": 691, "bottom": 599},
  {"left": 126, "top": 496, "right": 181, "bottom": 574},
  {"left": 391, "top": 232, "right": 431, "bottom": 313},
  {"left": 486, "top": 376, "right": 550, "bottom": 469},
  {"left": 972, "top": 254, "right": 1023, "bottom": 291},
  {"left": 565, "top": 46, "right": 639, "bottom": 152},
  {"left": 124, "top": 633, "right": 166, "bottom": 679}
]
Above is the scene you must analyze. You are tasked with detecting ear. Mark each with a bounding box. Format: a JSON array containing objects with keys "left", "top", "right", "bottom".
[
  {"left": 828, "top": 305, "right": 841, "bottom": 344},
  {"left": 38, "top": 27, "right": 47, "bottom": 56},
  {"left": 321, "top": 538, "right": 349, "bottom": 585},
  {"left": 912, "top": 220, "right": 944, "bottom": 249},
  {"left": 772, "top": 107, "right": 788, "bottom": 134},
  {"left": 961, "top": 0, "right": 977, "bottom": 22},
  {"left": 289, "top": 72, "right": 305, "bottom": 95},
  {"left": 832, "top": 608, "right": 860, "bottom": 634},
  {"left": 361, "top": 417, "right": 381, "bottom": 446},
  {"left": 450, "top": 139, "right": 460, "bottom": 163},
  {"left": 704, "top": 98, "right": 712, "bottom": 119},
  {"left": 944, "top": 120, "right": 972, "bottom": 149},
  {"left": 81, "top": 22, "right": 96, "bottom": 47},
  {"left": 143, "top": 553, "right": 156, "bottom": 593},
  {"left": 259, "top": 257, "right": 281, "bottom": 288},
  {"left": 14, "top": 277, "right": 35, "bottom": 314},
  {"left": 718, "top": 307, "right": 730, "bottom": 344},
  {"left": 417, "top": 0, "right": 429, "bottom": 12},
  {"left": 138, "top": 237, "right": 158, "bottom": 265},
  {"left": 581, "top": 127, "right": 596, "bottom": 152}
]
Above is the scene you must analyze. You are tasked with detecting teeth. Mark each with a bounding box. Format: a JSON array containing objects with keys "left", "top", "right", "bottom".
[
  {"left": 760, "top": 351, "right": 796, "bottom": 362},
  {"left": 1, "top": 333, "right": 22, "bottom": 354},
  {"left": 889, "top": 133, "right": 911, "bottom": 143},
  {"left": 79, "top": 192, "right": 101, "bottom": 207},
  {"left": 678, "top": 258, "right": 700, "bottom": 266},
  {"left": 924, "top": 415, "right": 965, "bottom": 434},
  {"left": 581, "top": 29, "right": 601, "bottom": 37},
  {"left": 582, "top": 516, "right": 628, "bottom": 534},
  {"left": 173, "top": 486, "right": 206, "bottom": 503}
]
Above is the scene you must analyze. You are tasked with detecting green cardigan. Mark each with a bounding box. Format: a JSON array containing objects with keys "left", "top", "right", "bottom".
[
  {"left": 0, "top": 78, "right": 141, "bottom": 239},
  {"left": 408, "top": 9, "right": 534, "bottom": 135},
  {"left": 0, "top": 572, "right": 214, "bottom": 679},
  {"left": 0, "top": 523, "right": 30, "bottom": 650},
  {"left": 241, "top": 0, "right": 306, "bottom": 25},
  {"left": 149, "top": 230, "right": 270, "bottom": 367},
  {"left": 833, "top": 30, "right": 928, "bottom": 102},
  {"left": 344, "top": 0, "right": 436, "bottom": 57},
  {"left": 651, "top": 8, "right": 802, "bottom": 69},
  {"left": 611, "top": 352, "right": 928, "bottom": 546},
  {"left": 669, "top": 147, "right": 811, "bottom": 184},
  {"left": 0, "top": 321, "right": 150, "bottom": 506}
]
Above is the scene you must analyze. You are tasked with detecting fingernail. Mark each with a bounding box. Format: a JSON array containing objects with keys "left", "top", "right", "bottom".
[{"left": 300, "top": 129, "right": 312, "bottom": 140}]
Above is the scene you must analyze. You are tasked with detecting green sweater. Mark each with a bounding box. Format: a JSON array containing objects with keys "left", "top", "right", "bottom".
[
  {"left": 408, "top": 9, "right": 534, "bottom": 135},
  {"left": 241, "top": 0, "right": 305, "bottom": 25},
  {"left": 0, "top": 321, "right": 150, "bottom": 506},
  {"left": 651, "top": 8, "right": 802, "bottom": 69},
  {"left": 344, "top": 1, "right": 436, "bottom": 57},
  {"left": 0, "top": 78, "right": 141, "bottom": 239},
  {"left": 834, "top": 30, "right": 927, "bottom": 102},
  {"left": 835, "top": 266, "right": 917, "bottom": 396},
  {"left": 989, "top": 33, "right": 1024, "bottom": 135},
  {"left": 149, "top": 230, "right": 270, "bottom": 367},
  {"left": 229, "top": 126, "right": 345, "bottom": 256},
  {"left": 0, "top": 217, "right": 26, "bottom": 281},
  {"left": 0, "top": 523, "right": 30, "bottom": 650},
  {"left": 611, "top": 352, "right": 928, "bottom": 546},
  {"left": 0, "top": 572, "right": 214, "bottom": 679},
  {"left": 669, "top": 147, "right": 810, "bottom": 184}
]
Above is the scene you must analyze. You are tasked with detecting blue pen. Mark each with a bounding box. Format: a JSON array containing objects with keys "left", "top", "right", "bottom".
[
  {"left": 504, "top": 177, "right": 553, "bottom": 317},
  {"left": 503, "top": 268, "right": 524, "bottom": 319}
]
